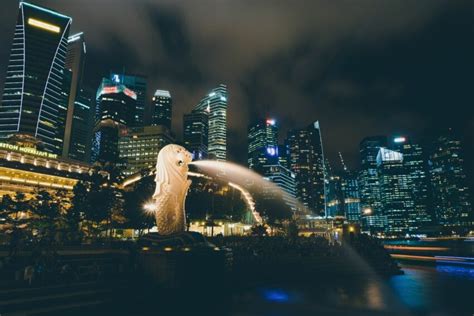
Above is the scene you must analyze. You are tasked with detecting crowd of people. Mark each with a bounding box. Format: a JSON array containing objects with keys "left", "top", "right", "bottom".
[{"left": 0, "top": 249, "right": 107, "bottom": 288}]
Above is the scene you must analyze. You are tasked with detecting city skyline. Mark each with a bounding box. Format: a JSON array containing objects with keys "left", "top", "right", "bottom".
[
  {"left": 0, "top": 1, "right": 472, "bottom": 178},
  {"left": 1, "top": 3, "right": 473, "bottom": 314}
]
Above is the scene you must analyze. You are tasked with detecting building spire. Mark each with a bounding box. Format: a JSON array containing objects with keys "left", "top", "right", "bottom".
[{"left": 338, "top": 152, "right": 348, "bottom": 172}]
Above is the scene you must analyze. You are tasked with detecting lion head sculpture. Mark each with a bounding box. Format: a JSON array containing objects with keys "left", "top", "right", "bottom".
[{"left": 153, "top": 144, "right": 192, "bottom": 197}]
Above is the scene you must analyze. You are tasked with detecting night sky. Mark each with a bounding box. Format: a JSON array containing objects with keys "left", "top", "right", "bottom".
[{"left": 0, "top": 0, "right": 473, "bottom": 190}]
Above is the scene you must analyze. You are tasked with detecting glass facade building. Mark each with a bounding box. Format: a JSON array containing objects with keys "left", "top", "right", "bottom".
[
  {"left": 183, "top": 109, "right": 208, "bottom": 160},
  {"left": 109, "top": 73, "right": 147, "bottom": 127},
  {"left": 341, "top": 171, "right": 361, "bottom": 222},
  {"left": 151, "top": 90, "right": 172, "bottom": 129},
  {"left": 247, "top": 118, "right": 278, "bottom": 172},
  {"left": 326, "top": 170, "right": 361, "bottom": 221},
  {"left": 92, "top": 78, "right": 137, "bottom": 163},
  {"left": 287, "top": 121, "right": 326, "bottom": 216},
  {"left": 326, "top": 173, "right": 343, "bottom": 218},
  {"left": 376, "top": 147, "right": 412, "bottom": 235},
  {"left": 429, "top": 130, "right": 472, "bottom": 232},
  {"left": 62, "top": 32, "right": 89, "bottom": 161},
  {"left": 194, "top": 84, "right": 227, "bottom": 161},
  {"left": 261, "top": 163, "right": 298, "bottom": 211},
  {"left": 0, "top": 2, "right": 72, "bottom": 155},
  {"left": 118, "top": 125, "right": 174, "bottom": 176},
  {"left": 68, "top": 88, "right": 94, "bottom": 162},
  {"left": 359, "top": 136, "right": 387, "bottom": 232},
  {"left": 390, "top": 136, "right": 432, "bottom": 231}
]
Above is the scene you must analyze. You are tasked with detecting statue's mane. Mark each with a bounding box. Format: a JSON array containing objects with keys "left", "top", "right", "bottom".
[{"left": 154, "top": 145, "right": 186, "bottom": 196}]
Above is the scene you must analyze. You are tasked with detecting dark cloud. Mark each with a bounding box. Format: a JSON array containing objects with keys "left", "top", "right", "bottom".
[{"left": 0, "top": 0, "right": 472, "bottom": 193}]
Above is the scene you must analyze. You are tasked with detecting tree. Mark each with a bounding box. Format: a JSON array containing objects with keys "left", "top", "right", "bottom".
[
  {"left": 74, "top": 166, "right": 127, "bottom": 241},
  {"left": 30, "top": 190, "right": 61, "bottom": 246},
  {"left": 0, "top": 195, "right": 16, "bottom": 227},
  {"left": 122, "top": 176, "right": 155, "bottom": 236},
  {"left": 80, "top": 172, "right": 114, "bottom": 240},
  {"left": 286, "top": 220, "right": 299, "bottom": 240},
  {"left": 67, "top": 181, "right": 89, "bottom": 243},
  {"left": 251, "top": 224, "right": 268, "bottom": 237}
]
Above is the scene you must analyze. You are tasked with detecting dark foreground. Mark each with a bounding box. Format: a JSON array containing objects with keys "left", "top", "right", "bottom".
[{"left": 1, "top": 236, "right": 473, "bottom": 315}]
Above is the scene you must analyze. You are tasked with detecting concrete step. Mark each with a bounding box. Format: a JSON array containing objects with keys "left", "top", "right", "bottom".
[{"left": 0, "top": 281, "right": 124, "bottom": 316}]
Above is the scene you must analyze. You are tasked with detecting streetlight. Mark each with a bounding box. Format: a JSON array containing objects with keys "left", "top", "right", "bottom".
[{"left": 143, "top": 201, "right": 156, "bottom": 214}]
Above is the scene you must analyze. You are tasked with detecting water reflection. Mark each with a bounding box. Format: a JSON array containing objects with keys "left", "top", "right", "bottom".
[
  {"left": 234, "top": 276, "right": 408, "bottom": 315},
  {"left": 436, "top": 264, "right": 474, "bottom": 279},
  {"left": 232, "top": 264, "right": 474, "bottom": 315},
  {"left": 389, "top": 264, "right": 474, "bottom": 315}
]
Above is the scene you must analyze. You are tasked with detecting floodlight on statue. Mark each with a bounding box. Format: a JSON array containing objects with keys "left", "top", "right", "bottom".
[{"left": 150, "top": 144, "right": 192, "bottom": 235}]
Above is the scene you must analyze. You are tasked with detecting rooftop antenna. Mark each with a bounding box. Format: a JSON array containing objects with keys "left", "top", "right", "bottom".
[{"left": 338, "top": 152, "right": 348, "bottom": 172}]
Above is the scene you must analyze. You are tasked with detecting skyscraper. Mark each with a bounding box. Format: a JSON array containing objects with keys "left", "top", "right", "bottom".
[
  {"left": 390, "top": 136, "right": 431, "bottom": 231},
  {"left": 68, "top": 88, "right": 94, "bottom": 162},
  {"left": 429, "top": 130, "right": 472, "bottom": 232},
  {"left": 0, "top": 2, "right": 72, "bottom": 154},
  {"left": 194, "top": 84, "right": 227, "bottom": 160},
  {"left": 377, "top": 147, "right": 412, "bottom": 235},
  {"left": 287, "top": 121, "right": 326, "bottom": 216},
  {"left": 62, "top": 32, "right": 89, "bottom": 160},
  {"left": 247, "top": 118, "right": 278, "bottom": 172},
  {"left": 359, "top": 136, "right": 387, "bottom": 232},
  {"left": 92, "top": 78, "right": 137, "bottom": 163},
  {"left": 118, "top": 125, "right": 174, "bottom": 176},
  {"left": 325, "top": 159, "right": 361, "bottom": 221},
  {"left": 278, "top": 143, "right": 290, "bottom": 170},
  {"left": 183, "top": 109, "right": 208, "bottom": 160},
  {"left": 340, "top": 171, "right": 361, "bottom": 223},
  {"left": 326, "top": 172, "right": 344, "bottom": 218},
  {"left": 151, "top": 90, "right": 172, "bottom": 129},
  {"left": 109, "top": 73, "right": 147, "bottom": 126},
  {"left": 261, "top": 163, "right": 298, "bottom": 211}
]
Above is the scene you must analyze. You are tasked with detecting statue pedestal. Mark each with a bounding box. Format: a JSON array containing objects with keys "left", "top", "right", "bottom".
[{"left": 137, "top": 232, "right": 231, "bottom": 288}]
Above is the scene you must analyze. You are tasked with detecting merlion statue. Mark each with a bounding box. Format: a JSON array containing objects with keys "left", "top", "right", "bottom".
[{"left": 152, "top": 144, "right": 192, "bottom": 235}]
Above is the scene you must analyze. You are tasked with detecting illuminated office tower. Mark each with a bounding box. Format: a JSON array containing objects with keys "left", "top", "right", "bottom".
[
  {"left": 287, "top": 121, "right": 326, "bottom": 216},
  {"left": 62, "top": 32, "right": 91, "bottom": 161},
  {"left": 359, "top": 136, "right": 387, "bottom": 232},
  {"left": 92, "top": 78, "right": 137, "bottom": 163},
  {"left": 109, "top": 73, "right": 147, "bottom": 126},
  {"left": 326, "top": 173, "right": 343, "bottom": 218},
  {"left": 377, "top": 148, "right": 413, "bottom": 235},
  {"left": 183, "top": 109, "right": 208, "bottom": 160},
  {"left": 390, "top": 136, "right": 432, "bottom": 231},
  {"left": 261, "top": 163, "right": 298, "bottom": 211},
  {"left": 68, "top": 88, "right": 94, "bottom": 162},
  {"left": 57, "top": 69, "right": 71, "bottom": 158},
  {"left": 247, "top": 118, "right": 278, "bottom": 172},
  {"left": 326, "top": 167, "right": 361, "bottom": 221},
  {"left": 119, "top": 125, "right": 174, "bottom": 176},
  {"left": 278, "top": 143, "right": 290, "bottom": 170},
  {"left": 194, "top": 84, "right": 227, "bottom": 160},
  {"left": 0, "top": 2, "right": 72, "bottom": 154},
  {"left": 429, "top": 130, "right": 472, "bottom": 232},
  {"left": 340, "top": 171, "right": 361, "bottom": 223},
  {"left": 151, "top": 90, "right": 172, "bottom": 129}
]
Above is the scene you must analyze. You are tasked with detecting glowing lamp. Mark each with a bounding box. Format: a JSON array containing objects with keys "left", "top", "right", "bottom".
[
  {"left": 266, "top": 119, "right": 276, "bottom": 126},
  {"left": 143, "top": 202, "right": 156, "bottom": 213},
  {"left": 394, "top": 137, "right": 406, "bottom": 143},
  {"left": 28, "top": 18, "right": 60, "bottom": 33},
  {"left": 266, "top": 146, "right": 278, "bottom": 157}
]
